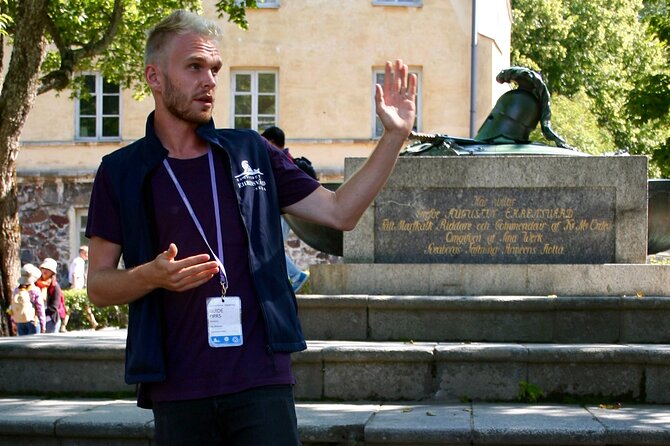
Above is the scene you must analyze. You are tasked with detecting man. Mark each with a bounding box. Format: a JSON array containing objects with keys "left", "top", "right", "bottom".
[
  {"left": 86, "top": 9, "right": 415, "bottom": 445},
  {"left": 68, "top": 245, "right": 88, "bottom": 289},
  {"left": 261, "top": 126, "right": 311, "bottom": 292},
  {"left": 68, "top": 245, "right": 98, "bottom": 330}
]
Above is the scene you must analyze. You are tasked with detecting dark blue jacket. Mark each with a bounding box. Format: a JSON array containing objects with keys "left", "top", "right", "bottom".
[{"left": 98, "top": 114, "right": 306, "bottom": 385}]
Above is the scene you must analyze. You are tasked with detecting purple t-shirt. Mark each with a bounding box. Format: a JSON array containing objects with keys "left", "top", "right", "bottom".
[{"left": 87, "top": 138, "right": 320, "bottom": 404}]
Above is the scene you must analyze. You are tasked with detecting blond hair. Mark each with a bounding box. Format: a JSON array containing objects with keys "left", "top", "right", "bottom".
[{"left": 145, "top": 10, "right": 223, "bottom": 66}]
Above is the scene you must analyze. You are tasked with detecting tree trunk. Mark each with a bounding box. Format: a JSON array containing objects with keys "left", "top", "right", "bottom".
[{"left": 0, "top": 0, "right": 49, "bottom": 335}]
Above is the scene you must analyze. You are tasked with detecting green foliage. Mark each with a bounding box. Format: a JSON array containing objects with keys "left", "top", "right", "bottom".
[
  {"left": 34, "top": 1, "right": 256, "bottom": 98},
  {"left": 215, "top": 0, "right": 260, "bottom": 30},
  {"left": 627, "top": 73, "right": 670, "bottom": 123},
  {"left": 531, "top": 90, "right": 616, "bottom": 155},
  {"left": 512, "top": 0, "right": 670, "bottom": 173},
  {"left": 518, "top": 381, "right": 544, "bottom": 403},
  {"left": 0, "top": 0, "right": 12, "bottom": 37},
  {"left": 41, "top": 0, "right": 203, "bottom": 98},
  {"left": 63, "top": 289, "right": 128, "bottom": 330},
  {"left": 642, "top": 0, "right": 670, "bottom": 45},
  {"left": 651, "top": 136, "right": 670, "bottom": 177}
]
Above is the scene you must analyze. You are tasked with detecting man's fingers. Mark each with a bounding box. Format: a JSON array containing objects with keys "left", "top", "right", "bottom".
[
  {"left": 152, "top": 247, "right": 220, "bottom": 291},
  {"left": 165, "top": 243, "right": 178, "bottom": 260},
  {"left": 171, "top": 259, "right": 219, "bottom": 281},
  {"left": 172, "top": 253, "right": 215, "bottom": 270},
  {"left": 170, "top": 263, "right": 219, "bottom": 292}
]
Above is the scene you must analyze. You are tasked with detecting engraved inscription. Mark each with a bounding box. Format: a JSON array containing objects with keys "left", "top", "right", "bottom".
[{"left": 374, "top": 187, "right": 615, "bottom": 264}]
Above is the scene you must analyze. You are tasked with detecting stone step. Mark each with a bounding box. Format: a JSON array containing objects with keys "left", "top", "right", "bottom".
[
  {"left": 2, "top": 331, "right": 670, "bottom": 403},
  {"left": 1, "top": 398, "right": 669, "bottom": 445},
  {"left": 298, "top": 294, "right": 670, "bottom": 343},
  {"left": 309, "top": 263, "right": 670, "bottom": 296}
]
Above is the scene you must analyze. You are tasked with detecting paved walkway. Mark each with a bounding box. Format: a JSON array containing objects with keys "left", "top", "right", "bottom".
[
  {"left": 1, "top": 397, "right": 670, "bottom": 445},
  {"left": 3, "top": 329, "right": 670, "bottom": 444}
]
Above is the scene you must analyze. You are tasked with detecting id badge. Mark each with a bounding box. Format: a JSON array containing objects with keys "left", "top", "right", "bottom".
[{"left": 206, "top": 296, "right": 243, "bottom": 348}]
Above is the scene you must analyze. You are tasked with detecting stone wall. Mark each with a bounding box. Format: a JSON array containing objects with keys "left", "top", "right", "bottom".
[
  {"left": 17, "top": 172, "right": 94, "bottom": 285},
  {"left": 285, "top": 235, "right": 342, "bottom": 273}
]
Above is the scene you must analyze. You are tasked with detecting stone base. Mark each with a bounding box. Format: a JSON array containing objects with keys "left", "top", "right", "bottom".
[{"left": 310, "top": 263, "right": 670, "bottom": 296}]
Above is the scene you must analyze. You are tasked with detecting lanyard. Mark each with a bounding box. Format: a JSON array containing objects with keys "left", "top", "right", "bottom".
[{"left": 163, "top": 149, "right": 229, "bottom": 297}]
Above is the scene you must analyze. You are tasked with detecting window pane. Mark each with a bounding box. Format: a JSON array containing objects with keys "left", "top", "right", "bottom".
[
  {"left": 234, "top": 116, "right": 251, "bottom": 129},
  {"left": 84, "top": 75, "right": 96, "bottom": 94},
  {"left": 258, "top": 73, "right": 276, "bottom": 93},
  {"left": 258, "top": 116, "right": 276, "bottom": 130},
  {"left": 234, "top": 95, "right": 252, "bottom": 114},
  {"left": 79, "top": 118, "right": 96, "bottom": 137},
  {"left": 80, "top": 97, "right": 96, "bottom": 116},
  {"left": 258, "top": 95, "right": 276, "bottom": 114},
  {"left": 373, "top": 0, "right": 421, "bottom": 4},
  {"left": 78, "top": 215, "right": 88, "bottom": 248},
  {"left": 375, "top": 70, "right": 420, "bottom": 137},
  {"left": 102, "top": 96, "right": 119, "bottom": 115},
  {"left": 102, "top": 117, "right": 119, "bottom": 137},
  {"left": 235, "top": 74, "right": 251, "bottom": 92},
  {"left": 102, "top": 79, "right": 119, "bottom": 94}
]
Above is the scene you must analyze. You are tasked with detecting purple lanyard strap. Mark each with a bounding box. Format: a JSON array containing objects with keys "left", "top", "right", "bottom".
[{"left": 163, "top": 149, "right": 229, "bottom": 296}]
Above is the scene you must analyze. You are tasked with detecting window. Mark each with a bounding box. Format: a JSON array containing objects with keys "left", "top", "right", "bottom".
[
  {"left": 235, "top": 0, "right": 279, "bottom": 8},
  {"left": 231, "top": 71, "right": 278, "bottom": 131},
  {"left": 68, "top": 207, "right": 88, "bottom": 260},
  {"left": 373, "top": 0, "right": 421, "bottom": 6},
  {"left": 373, "top": 69, "right": 421, "bottom": 138},
  {"left": 76, "top": 74, "right": 121, "bottom": 140}
]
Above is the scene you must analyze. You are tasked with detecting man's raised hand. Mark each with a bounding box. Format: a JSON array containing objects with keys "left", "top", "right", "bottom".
[{"left": 375, "top": 59, "right": 417, "bottom": 138}]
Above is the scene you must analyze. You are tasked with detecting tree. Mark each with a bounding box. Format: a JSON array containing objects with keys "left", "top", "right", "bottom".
[
  {"left": 511, "top": 0, "right": 670, "bottom": 176},
  {"left": 0, "top": 0, "right": 252, "bottom": 336},
  {"left": 531, "top": 90, "right": 617, "bottom": 156},
  {"left": 636, "top": 0, "right": 670, "bottom": 173}
]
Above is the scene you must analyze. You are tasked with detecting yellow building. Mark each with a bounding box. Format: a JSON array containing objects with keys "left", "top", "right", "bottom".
[{"left": 16, "top": 0, "right": 511, "bottom": 271}]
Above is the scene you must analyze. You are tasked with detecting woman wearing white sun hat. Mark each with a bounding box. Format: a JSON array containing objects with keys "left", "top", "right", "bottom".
[{"left": 35, "top": 258, "right": 65, "bottom": 333}]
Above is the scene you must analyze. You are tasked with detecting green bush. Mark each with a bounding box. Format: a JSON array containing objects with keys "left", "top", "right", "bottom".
[{"left": 63, "top": 289, "right": 128, "bottom": 330}]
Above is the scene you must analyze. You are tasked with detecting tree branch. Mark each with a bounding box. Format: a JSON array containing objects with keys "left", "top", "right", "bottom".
[{"left": 37, "top": 0, "right": 124, "bottom": 95}]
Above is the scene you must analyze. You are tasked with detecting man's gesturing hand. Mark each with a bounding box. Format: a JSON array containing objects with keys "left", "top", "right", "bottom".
[
  {"left": 375, "top": 59, "right": 417, "bottom": 139},
  {"left": 151, "top": 243, "right": 219, "bottom": 292}
]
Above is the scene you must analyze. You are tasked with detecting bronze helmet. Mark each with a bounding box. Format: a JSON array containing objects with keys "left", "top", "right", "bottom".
[{"left": 475, "top": 88, "right": 540, "bottom": 143}]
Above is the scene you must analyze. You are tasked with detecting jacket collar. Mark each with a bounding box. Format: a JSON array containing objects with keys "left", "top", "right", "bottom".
[{"left": 140, "top": 112, "right": 222, "bottom": 170}]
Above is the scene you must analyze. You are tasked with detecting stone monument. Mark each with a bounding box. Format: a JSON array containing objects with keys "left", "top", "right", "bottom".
[{"left": 308, "top": 67, "right": 670, "bottom": 297}]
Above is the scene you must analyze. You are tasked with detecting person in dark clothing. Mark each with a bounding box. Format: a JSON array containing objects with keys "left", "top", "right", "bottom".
[
  {"left": 262, "top": 125, "right": 313, "bottom": 292},
  {"left": 85, "top": 9, "right": 416, "bottom": 445}
]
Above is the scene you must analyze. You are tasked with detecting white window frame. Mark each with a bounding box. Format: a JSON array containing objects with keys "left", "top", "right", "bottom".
[
  {"left": 373, "top": 0, "right": 422, "bottom": 6},
  {"left": 75, "top": 73, "right": 121, "bottom": 141},
  {"left": 68, "top": 206, "right": 88, "bottom": 261},
  {"left": 230, "top": 70, "right": 278, "bottom": 131},
  {"left": 257, "top": 0, "right": 280, "bottom": 7},
  {"left": 372, "top": 68, "right": 422, "bottom": 138},
  {"left": 235, "top": 0, "right": 280, "bottom": 8}
]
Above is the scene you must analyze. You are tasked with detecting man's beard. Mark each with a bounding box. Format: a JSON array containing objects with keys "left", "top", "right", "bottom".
[{"left": 163, "top": 76, "right": 213, "bottom": 125}]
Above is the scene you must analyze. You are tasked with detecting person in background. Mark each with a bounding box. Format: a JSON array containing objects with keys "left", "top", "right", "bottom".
[
  {"left": 68, "top": 244, "right": 99, "bottom": 331},
  {"left": 85, "top": 9, "right": 415, "bottom": 445},
  {"left": 25, "top": 263, "right": 47, "bottom": 334},
  {"left": 36, "top": 258, "right": 65, "bottom": 333},
  {"left": 261, "top": 126, "right": 310, "bottom": 292},
  {"left": 69, "top": 245, "right": 88, "bottom": 289},
  {"left": 10, "top": 264, "right": 44, "bottom": 335}
]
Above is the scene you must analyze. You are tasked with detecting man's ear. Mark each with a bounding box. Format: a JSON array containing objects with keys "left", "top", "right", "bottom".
[{"left": 145, "top": 64, "right": 161, "bottom": 91}]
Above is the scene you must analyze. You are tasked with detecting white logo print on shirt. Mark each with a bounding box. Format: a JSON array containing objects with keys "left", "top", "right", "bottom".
[{"left": 234, "top": 160, "right": 267, "bottom": 191}]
